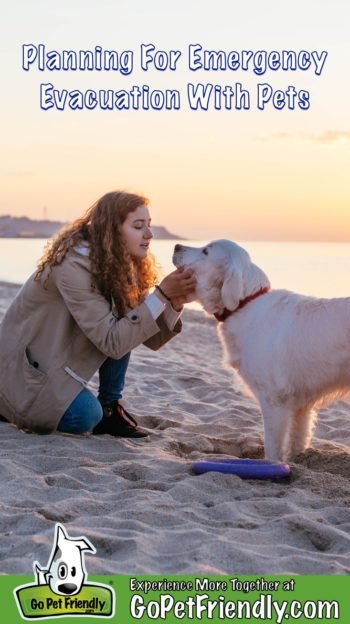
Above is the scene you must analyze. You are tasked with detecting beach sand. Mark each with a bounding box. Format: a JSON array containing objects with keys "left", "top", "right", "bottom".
[{"left": 0, "top": 282, "right": 349, "bottom": 575}]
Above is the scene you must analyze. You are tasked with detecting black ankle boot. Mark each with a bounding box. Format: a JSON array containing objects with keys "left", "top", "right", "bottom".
[{"left": 93, "top": 400, "right": 148, "bottom": 438}]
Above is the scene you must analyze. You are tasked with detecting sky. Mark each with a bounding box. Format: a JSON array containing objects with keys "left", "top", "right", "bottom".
[{"left": 1, "top": 0, "right": 349, "bottom": 241}]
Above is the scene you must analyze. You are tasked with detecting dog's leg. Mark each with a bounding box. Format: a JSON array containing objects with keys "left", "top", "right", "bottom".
[
  {"left": 288, "top": 406, "right": 317, "bottom": 458},
  {"left": 259, "top": 399, "right": 291, "bottom": 461}
]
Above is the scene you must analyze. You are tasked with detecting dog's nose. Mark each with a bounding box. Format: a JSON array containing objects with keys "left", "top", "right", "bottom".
[
  {"left": 174, "top": 244, "right": 183, "bottom": 252},
  {"left": 58, "top": 583, "right": 78, "bottom": 595}
]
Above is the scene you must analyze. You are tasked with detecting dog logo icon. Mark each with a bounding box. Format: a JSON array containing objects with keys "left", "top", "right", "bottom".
[
  {"left": 14, "top": 523, "right": 115, "bottom": 620},
  {"left": 33, "top": 523, "right": 96, "bottom": 596}
]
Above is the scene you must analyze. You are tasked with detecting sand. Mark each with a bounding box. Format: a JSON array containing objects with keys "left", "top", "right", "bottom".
[{"left": 0, "top": 281, "right": 349, "bottom": 576}]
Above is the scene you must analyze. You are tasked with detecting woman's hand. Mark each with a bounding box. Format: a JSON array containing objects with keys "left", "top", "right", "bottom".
[{"left": 157, "top": 267, "right": 196, "bottom": 309}]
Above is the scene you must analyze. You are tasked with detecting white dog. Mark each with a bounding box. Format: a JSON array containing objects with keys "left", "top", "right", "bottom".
[
  {"left": 34, "top": 523, "right": 95, "bottom": 595},
  {"left": 173, "top": 239, "right": 350, "bottom": 461}
]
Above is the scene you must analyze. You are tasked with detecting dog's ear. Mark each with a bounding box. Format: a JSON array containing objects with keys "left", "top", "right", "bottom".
[
  {"left": 221, "top": 269, "right": 243, "bottom": 311},
  {"left": 74, "top": 538, "right": 96, "bottom": 554},
  {"left": 56, "top": 525, "right": 68, "bottom": 549},
  {"left": 242, "top": 262, "right": 270, "bottom": 297}
]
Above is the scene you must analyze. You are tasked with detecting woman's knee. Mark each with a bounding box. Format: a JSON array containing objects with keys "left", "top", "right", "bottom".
[
  {"left": 85, "top": 401, "right": 103, "bottom": 432},
  {"left": 58, "top": 390, "right": 103, "bottom": 434}
]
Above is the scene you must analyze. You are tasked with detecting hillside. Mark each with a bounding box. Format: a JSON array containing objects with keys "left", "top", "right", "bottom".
[{"left": 0, "top": 215, "right": 183, "bottom": 239}]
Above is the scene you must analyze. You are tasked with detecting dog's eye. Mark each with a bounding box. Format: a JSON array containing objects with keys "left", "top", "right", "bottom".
[
  {"left": 202, "top": 248, "right": 209, "bottom": 255},
  {"left": 71, "top": 566, "right": 76, "bottom": 577},
  {"left": 58, "top": 563, "right": 68, "bottom": 580}
]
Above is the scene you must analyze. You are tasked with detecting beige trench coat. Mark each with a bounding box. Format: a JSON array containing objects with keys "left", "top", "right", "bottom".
[{"left": 0, "top": 249, "right": 181, "bottom": 433}]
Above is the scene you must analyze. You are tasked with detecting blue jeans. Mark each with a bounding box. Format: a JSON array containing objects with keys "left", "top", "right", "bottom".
[{"left": 57, "top": 353, "right": 130, "bottom": 434}]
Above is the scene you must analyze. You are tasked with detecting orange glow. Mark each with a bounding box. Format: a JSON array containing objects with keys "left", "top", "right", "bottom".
[{"left": 1, "top": 1, "right": 349, "bottom": 241}]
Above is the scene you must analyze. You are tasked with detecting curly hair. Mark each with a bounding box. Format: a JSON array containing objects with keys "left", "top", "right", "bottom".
[{"left": 35, "top": 191, "right": 159, "bottom": 316}]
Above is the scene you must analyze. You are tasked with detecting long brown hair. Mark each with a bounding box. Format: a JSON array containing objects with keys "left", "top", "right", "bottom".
[{"left": 35, "top": 191, "right": 159, "bottom": 316}]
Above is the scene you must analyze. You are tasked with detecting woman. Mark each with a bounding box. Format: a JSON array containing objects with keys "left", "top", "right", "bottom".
[{"left": 0, "top": 191, "right": 195, "bottom": 437}]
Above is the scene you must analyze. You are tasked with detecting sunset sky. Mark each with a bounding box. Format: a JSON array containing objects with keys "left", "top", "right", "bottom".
[{"left": 1, "top": 0, "right": 349, "bottom": 240}]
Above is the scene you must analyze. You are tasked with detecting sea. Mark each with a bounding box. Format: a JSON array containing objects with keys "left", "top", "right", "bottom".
[{"left": 1, "top": 239, "right": 350, "bottom": 309}]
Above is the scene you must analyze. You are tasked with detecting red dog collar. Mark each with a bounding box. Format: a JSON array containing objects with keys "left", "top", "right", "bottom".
[{"left": 214, "top": 287, "right": 270, "bottom": 322}]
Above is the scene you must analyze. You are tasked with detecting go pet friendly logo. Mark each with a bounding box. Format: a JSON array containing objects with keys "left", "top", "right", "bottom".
[{"left": 14, "top": 523, "right": 115, "bottom": 619}]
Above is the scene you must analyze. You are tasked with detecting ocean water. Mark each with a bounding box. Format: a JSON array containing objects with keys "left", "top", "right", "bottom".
[{"left": 1, "top": 238, "right": 350, "bottom": 302}]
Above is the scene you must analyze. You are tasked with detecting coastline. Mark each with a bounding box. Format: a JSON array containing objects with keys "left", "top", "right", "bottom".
[{"left": 0, "top": 282, "right": 349, "bottom": 575}]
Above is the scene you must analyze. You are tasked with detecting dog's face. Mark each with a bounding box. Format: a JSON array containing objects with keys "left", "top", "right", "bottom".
[
  {"left": 173, "top": 240, "right": 270, "bottom": 314},
  {"left": 45, "top": 525, "right": 95, "bottom": 595}
]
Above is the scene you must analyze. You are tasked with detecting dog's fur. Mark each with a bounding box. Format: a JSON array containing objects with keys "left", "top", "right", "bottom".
[{"left": 173, "top": 239, "right": 350, "bottom": 461}]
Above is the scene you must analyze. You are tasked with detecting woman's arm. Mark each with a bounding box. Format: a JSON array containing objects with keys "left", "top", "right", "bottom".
[{"left": 54, "top": 254, "right": 163, "bottom": 359}]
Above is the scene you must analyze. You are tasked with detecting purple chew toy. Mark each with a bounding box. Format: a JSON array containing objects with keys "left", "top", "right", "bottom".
[{"left": 192, "top": 458, "right": 290, "bottom": 480}]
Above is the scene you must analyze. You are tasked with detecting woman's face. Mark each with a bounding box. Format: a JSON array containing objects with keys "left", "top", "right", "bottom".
[{"left": 120, "top": 204, "right": 153, "bottom": 258}]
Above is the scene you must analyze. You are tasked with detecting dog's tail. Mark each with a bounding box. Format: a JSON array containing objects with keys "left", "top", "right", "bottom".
[{"left": 33, "top": 561, "right": 49, "bottom": 585}]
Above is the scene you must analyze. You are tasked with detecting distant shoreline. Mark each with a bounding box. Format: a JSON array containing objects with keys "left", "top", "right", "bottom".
[
  {"left": 0, "top": 280, "right": 23, "bottom": 289},
  {"left": 0, "top": 216, "right": 184, "bottom": 240},
  {"left": 0, "top": 235, "right": 182, "bottom": 240}
]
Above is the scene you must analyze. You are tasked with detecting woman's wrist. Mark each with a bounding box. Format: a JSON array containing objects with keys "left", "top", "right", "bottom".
[
  {"left": 154, "top": 288, "right": 183, "bottom": 311},
  {"left": 155, "top": 284, "right": 171, "bottom": 302},
  {"left": 170, "top": 298, "right": 184, "bottom": 312}
]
